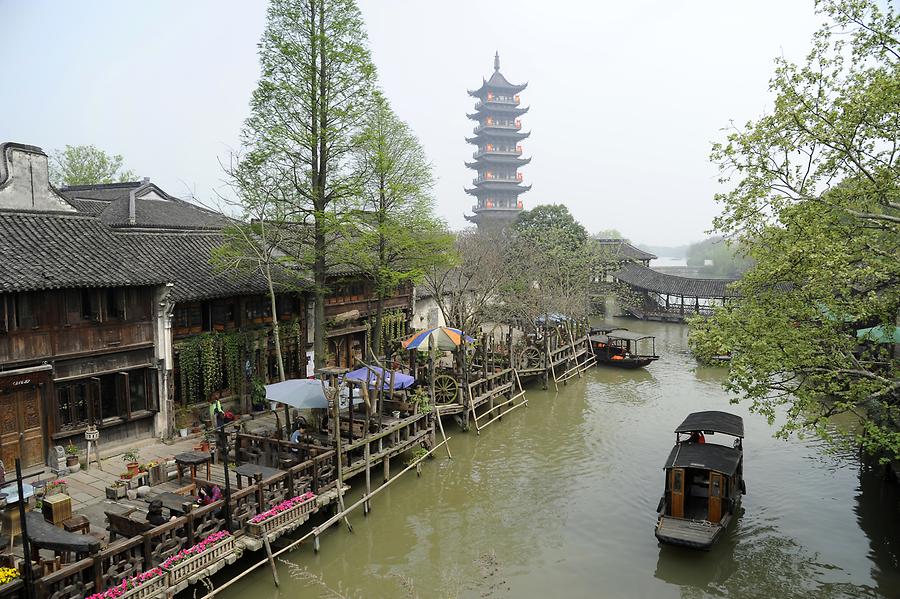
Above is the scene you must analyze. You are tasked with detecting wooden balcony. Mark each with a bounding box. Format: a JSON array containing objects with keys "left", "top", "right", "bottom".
[
  {"left": 0, "top": 320, "right": 154, "bottom": 365},
  {"left": 323, "top": 294, "right": 410, "bottom": 319}
]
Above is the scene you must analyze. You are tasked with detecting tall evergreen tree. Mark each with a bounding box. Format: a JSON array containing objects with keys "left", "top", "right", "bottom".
[{"left": 242, "top": 0, "right": 377, "bottom": 371}]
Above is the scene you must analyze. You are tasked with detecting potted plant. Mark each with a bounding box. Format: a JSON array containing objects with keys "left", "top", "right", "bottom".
[
  {"left": 65, "top": 443, "right": 80, "bottom": 468},
  {"left": 250, "top": 377, "right": 267, "bottom": 412},
  {"left": 122, "top": 449, "right": 140, "bottom": 476},
  {"left": 196, "top": 429, "right": 213, "bottom": 453},
  {"left": 175, "top": 406, "right": 193, "bottom": 438},
  {"left": 106, "top": 480, "right": 127, "bottom": 500}
]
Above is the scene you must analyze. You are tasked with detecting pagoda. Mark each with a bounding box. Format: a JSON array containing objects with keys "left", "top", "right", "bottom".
[{"left": 464, "top": 52, "right": 531, "bottom": 229}]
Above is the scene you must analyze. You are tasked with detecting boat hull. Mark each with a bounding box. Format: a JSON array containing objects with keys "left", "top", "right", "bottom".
[{"left": 594, "top": 356, "right": 656, "bottom": 369}]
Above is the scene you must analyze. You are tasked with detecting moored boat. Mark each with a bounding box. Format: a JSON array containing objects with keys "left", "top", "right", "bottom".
[
  {"left": 655, "top": 411, "right": 746, "bottom": 550},
  {"left": 589, "top": 327, "right": 658, "bottom": 368}
]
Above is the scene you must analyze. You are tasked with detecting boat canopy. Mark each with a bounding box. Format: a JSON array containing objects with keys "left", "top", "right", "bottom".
[
  {"left": 664, "top": 443, "right": 742, "bottom": 476},
  {"left": 590, "top": 328, "right": 654, "bottom": 342},
  {"left": 674, "top": 411, "right": 744, "bottom": 438}
]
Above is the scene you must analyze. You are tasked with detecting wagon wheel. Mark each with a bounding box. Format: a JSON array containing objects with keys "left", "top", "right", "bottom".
[
  {"left": 432, "top": 374, "right": 459, "bottom": 405},
  {"left": 517, "top": 346, "right": 542, "bottom": 370}
]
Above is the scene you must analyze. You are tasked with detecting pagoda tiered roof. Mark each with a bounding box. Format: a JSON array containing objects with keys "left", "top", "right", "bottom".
[
  {"left": 464, "top": 156, "right": 531, "bottom": 169},
  {"left": 466, "top": 105, "right": 530, "bottom": 120},
  {"left": 466, "top": 130, "right": 530, "bottom": 144}
]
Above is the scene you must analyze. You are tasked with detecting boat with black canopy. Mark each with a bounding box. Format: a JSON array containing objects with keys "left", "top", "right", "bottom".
[
  {"left": 589, "top": 327, "right": 659, "bottom": 368},
  {"left": 655, "top": 411, "right": 746, "bottom": 550}
]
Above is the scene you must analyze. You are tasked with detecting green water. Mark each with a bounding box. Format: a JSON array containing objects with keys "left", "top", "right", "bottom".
[{"left": 221, "top": 318, "right": 900, "bottom": 599}]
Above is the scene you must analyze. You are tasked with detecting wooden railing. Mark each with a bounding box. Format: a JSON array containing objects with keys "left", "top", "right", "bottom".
[{"left": 33, "top": 449, "right": 340, "bottom": 599}]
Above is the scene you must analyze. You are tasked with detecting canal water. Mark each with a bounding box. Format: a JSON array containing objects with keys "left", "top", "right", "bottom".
[{"left": 222, "top": 317, "right": 900, "bottom": 599}]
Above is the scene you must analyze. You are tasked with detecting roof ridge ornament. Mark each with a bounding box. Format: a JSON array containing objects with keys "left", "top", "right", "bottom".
[{"left": 494, "top": 51, "right": 500, "bottom": 71}]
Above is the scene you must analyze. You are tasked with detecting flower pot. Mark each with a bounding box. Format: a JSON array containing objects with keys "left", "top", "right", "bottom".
[
  {"left": 179, "top": 428, "right": 188, "bottom": 438},
  {"left": 127, "top": 462, "right": 140, "bottom": 476},
  {"left": 66, "top": 455, "right": 79, "bottom": 467},
  {"left": 163, "top": 533, "right": 235, "bottom": 587},
  {"left": 247, "top": 494, "right": 317, "bottom": 539},
  {"left": 106, "top": 485, "right": 127, "bottom": 500}
]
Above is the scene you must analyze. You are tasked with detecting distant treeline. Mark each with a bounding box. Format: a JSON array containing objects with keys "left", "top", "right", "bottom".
[{"left": 684, "top": 237, "right": 752, "bottom": 277}]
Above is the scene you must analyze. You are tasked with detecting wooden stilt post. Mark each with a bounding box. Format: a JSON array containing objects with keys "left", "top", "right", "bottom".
[
  {"left": 325, "top": 373, "right": 352, "bottom": 532},
  {"left": 264, "top": 536, "right": 279, "bottom": 586}
]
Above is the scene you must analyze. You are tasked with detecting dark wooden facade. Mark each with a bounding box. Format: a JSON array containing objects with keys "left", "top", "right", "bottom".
[
  {"left": 0, "top": 286, "right": 160, "bottom": 468},
  {"left": 324, "top": 278, "right": 413, "bottom": 368},
  {"left": 171, "top": 293, "right": 309, "bottom": 411}
]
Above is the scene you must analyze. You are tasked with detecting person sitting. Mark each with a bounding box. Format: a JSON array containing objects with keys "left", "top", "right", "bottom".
[
  {"left": 687, "top": 431, "right": 706, "bottom": 444},
  {"left": 146, "top": 499, "right": 170, "bottom": 526},
  {"left": 198, "top": 484, "right": 223, "bottom": 506}
]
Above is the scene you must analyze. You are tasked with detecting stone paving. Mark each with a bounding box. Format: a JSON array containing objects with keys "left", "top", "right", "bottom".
[{"left": 46, "top": 413, "right": 281, "bottom": 542}]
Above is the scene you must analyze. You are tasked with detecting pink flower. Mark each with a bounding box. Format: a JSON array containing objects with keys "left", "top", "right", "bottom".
[{"left": 249, "top": 493, "right": 317, "bottom": 524}]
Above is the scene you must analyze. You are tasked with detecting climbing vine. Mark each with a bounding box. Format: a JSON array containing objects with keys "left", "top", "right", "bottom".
[
  {"left": 177, "top": 339, "right": 201, "bottom": 405},
  {"left": 176, "top": 318, "right": 305, "bottom": 405},
  {"left": 200, "top": 333, "right": 223, "bottom": 398}
]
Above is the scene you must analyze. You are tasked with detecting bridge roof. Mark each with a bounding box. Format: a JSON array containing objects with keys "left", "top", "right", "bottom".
[
  {"left": 613, "top": 262, "right": 738, "bottom": 299},
  {"left": 595, "top": 238, "right": 656, "bottom": 261}
]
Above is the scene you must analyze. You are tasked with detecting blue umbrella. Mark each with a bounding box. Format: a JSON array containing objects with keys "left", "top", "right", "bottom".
[{"left": 345, "top": 365, "right": 415, "bottom": 390}]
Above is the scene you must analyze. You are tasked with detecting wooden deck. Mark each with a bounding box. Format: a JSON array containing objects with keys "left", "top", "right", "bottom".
[{"left": 654, "top": 516, "right": 724, "bottom": 550}]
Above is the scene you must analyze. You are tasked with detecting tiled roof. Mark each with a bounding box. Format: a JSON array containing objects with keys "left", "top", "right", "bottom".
[
  {"left": 613, "top": 261, "right": 738, "bottom": 298},
  {"left": 101, "top": 196, "right": 228, "bottom": 230},
  {"left": 595, "top": 239, "right": 657, "bottom": 261},
  {"left": 0, "top": 212, "right": 164, "bottom": 292},
  {"left": 59, "top": 182, "right": 144, "bottom": 202},
  {"left": 61, "top": 182, "right": 228, "bottom": 230},
  {"left": 116, "top": 230, "right": 308, "bottom": 302},
  {"left": 65, "top": 198, "right": 109, "bottom": 216}
]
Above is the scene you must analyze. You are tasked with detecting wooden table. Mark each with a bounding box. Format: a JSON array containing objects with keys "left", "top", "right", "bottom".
[
  {"left": 155, "top": 492, "right": 198, "bottom": 516},
  {"left": 174, "top": 451, "right": 211, "bottom": 484},
  {"left": 233, "top": 463, "right": 282, "bottom": 489}
]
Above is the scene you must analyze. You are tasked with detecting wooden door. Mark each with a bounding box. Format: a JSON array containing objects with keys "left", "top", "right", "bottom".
[
  {"left": 670, "top": 468, "right": 685, "bottom": 518},
  {"left": 708, "top": 472, "right": 723, "bottom": 523},
  {"left": 0, "top": 387, "right": 45, "bottom": 469},
  {"left": 0, "top": 392, "right": 19, "bottom": 468}
]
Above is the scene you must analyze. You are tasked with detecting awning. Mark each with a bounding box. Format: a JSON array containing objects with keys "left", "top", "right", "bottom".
[
  {"left": 674, "top": 411, "right": 744, "bottom": 438},
  {"left": 663, "top": 443, "right": 742, "bottom": 476},
  {"left": 345, "top": 365, "right": 415, "bottom": 390},
  {"left": 265, "top": 378, "right": 364, "bottom": 410}
]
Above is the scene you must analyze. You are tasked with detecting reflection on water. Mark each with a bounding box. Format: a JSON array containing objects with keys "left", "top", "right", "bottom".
[{"left": 217, "top": 316, "right": 899, "bottom": 599}]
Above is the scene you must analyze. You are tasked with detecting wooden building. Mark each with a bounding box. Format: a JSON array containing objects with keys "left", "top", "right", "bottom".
[
  {"left": 59, "top": 180, "right": 311, "bottom": 430},
  {"left": 0, "top": 143, "right": 169, "bottom": 467},
  {"left": 323, "top": 272, "right": 413, "bottom": 368}
]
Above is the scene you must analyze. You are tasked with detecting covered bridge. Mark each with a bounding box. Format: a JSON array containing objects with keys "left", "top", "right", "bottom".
[{"left": 613, "top": 262, "right": 738, "bottom": 321}]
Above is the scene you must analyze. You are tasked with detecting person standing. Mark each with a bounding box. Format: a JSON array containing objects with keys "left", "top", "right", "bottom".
[{"left": 209, "top": 394, "right": 224, "bottom": 429}]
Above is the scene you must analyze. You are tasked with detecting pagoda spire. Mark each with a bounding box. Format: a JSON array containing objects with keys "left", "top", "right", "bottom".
[{"left": 494, "top": 51, "right": 500, "bottom": 71}]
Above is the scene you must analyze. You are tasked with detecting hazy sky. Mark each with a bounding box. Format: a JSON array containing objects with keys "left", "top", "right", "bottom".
[{"left": 1, "top": 1, "right": 822, "bottom": 246}]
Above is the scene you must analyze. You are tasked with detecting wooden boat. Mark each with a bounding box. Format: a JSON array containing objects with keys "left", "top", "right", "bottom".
[
  {"left": 655, "top": 411, "right": 746, "bottom": 550},
  {"left": 589, "top": 327, "right": 659, "bottom": 368}
]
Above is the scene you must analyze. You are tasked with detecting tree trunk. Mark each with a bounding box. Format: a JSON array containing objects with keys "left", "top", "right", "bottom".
[
  {"left": 266, "top": 265, "right": 286, "bottom": 381},
  {"left": 373, "top": 300, "right": 384, "bottom": 358}
]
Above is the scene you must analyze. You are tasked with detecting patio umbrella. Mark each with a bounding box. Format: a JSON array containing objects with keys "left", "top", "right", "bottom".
[
  {"left": 401, "top": 327, "right": 475, "bottom": 352},
  {"left": 345, "top": 365, "right": 415, "bottom": 390},
  {"left": 265, "top": 379, "right": 365, "bottom": 410}
]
